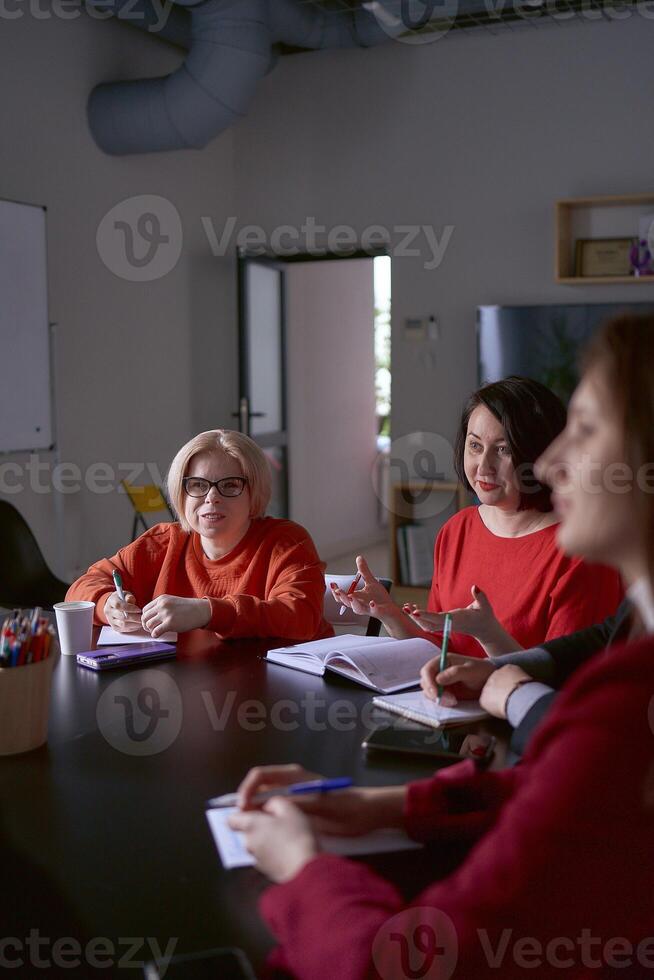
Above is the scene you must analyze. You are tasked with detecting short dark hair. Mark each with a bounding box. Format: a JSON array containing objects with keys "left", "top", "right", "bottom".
[{"left": 454, "top": 376, "right": 567, "bottom": 512}]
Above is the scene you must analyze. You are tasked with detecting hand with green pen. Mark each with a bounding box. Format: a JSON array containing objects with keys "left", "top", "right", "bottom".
[
  {"left": 103, "top": 569, "right": 143, "bottom": 633},
  {"left": 420, "top": 652, "right": 497, "bottom": 704}
]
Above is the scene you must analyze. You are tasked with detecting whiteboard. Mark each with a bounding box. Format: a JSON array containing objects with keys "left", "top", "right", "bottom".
[{"left": 0, "top": 199, "right": 52, "bottom": 453}]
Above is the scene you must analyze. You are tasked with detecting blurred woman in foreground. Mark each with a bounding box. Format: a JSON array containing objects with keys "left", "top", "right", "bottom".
[{"left": 231, "top": 315, "right": 654, "bottom": 979}]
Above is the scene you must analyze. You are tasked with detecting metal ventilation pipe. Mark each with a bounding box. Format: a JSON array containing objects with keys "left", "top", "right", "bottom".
[{"left": 87, "top": 0, "right": 397, "bottom": 155}]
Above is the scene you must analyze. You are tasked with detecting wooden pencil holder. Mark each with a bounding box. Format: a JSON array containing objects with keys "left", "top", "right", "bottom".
[{"left": 0, "top": 644, "right": 60, "bottom": 755}]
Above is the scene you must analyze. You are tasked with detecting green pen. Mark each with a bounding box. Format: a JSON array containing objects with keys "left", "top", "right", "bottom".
[
  {"left": 112, "top": 569, "right": 126, "bottom": 602},
  {"left": 437, "top": 612, "right": 452, "bottom": 704}
]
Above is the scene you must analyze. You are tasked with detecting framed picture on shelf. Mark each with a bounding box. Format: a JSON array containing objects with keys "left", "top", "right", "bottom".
[{"left": 574, "top": 237, "right": 634, "bottom": 278}]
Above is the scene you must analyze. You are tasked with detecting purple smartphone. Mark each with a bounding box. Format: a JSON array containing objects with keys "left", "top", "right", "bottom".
[{"left": 76, "top": 642, "right": 176, "bottom": 671}]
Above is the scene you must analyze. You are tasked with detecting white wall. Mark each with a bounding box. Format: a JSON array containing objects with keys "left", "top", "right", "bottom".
[
  {"left": 3, "top": 12, "right": 654, "bottom": 580},
  {"left": 286, "top": 259, "right": 380, "bottom": 559},
  {"left": 0, "top": 13, "right": 237, "bottom": 579},
  {"left": 232, "top": 14, "right": 654, "bottom": 478}
]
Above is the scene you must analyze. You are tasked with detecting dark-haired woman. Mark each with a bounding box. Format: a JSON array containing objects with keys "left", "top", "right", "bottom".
[{"left": 333, "top": 376, "right": 622, "bottom": 657}]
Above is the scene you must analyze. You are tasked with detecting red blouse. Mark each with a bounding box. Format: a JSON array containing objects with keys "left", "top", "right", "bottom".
[{"left": 427, "top": 507, "right": 623, "bottom": 657}]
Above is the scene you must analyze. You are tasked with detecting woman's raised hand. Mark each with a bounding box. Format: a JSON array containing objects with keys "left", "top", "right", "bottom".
[
  {"left": 405, "top": 585, "right": 501, "bottom": 645},
  {"left": 329, "top": 555, "right": 395, "bottom": 617}
]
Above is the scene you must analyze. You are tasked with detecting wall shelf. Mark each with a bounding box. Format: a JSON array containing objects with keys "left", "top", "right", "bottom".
[{"left": 555, "top": 193, "right": 654, "bottom": 285}]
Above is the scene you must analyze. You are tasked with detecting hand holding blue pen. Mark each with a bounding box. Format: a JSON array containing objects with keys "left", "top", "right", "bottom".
[{"left": 207, "top": 777, "right": 353, "bottom": 810}]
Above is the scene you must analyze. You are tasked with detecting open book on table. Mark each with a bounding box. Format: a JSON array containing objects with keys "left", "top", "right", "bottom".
[{"left": 264, "top": 633, "right": 437, "bottom": 694}]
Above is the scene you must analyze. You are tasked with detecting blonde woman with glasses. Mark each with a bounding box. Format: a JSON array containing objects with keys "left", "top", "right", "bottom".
[{"left": 67, "top": 430, "right": 331, "bottom": 642}]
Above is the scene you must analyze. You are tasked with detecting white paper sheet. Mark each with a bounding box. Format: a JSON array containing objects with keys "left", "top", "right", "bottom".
[
  {"left": 206, "top": 806, "right": 421, "bottom": 870},
  {"left": 98, "top": 626, "right": 177, "bottom": 645}
]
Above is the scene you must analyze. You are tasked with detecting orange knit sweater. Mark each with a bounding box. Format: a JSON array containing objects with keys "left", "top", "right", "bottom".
[{"left": 66, "top": 518, "right": 332, "bottom": 642}]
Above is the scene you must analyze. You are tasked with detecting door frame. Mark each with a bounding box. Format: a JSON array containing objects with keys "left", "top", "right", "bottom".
[
  {"left": 235, "top": 244, "right": 389, "bottom": 520},
  {"left": 237, "top": 249, "right": 290, "bottom": 516}
]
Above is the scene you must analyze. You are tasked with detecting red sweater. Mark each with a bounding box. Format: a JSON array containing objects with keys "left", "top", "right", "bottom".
[
  {"left": 66, "top": 518, "right": 332, "bottom": 642},
  {"left": 428, "top": 507, "right": 623, "bottom": 657},
  {"left": 261, "top": 635, "right": 654, "bottom": 979}
]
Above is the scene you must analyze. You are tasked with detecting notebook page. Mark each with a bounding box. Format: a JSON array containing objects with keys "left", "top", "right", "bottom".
[
  {"left": 373, "top": 691, "right": 488, "bottom": 728},
  {"left": 206, "top": 807, "right": 421, "bottom": 870},
  {"left": 266, "top": 633, "right": 394, "bottom": 666},
  {"left": 327, "top": 637, "right": 437, "bottom": 693}
]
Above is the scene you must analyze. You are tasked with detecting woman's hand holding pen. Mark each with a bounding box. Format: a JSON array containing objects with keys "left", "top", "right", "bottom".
[
  {"left": 420, "top": 652, "right": 496, "bottom": 703},
  {"left": 104, "top": 591, "right": 144, "bottom": 633},
  {"left": 330, "top": 556, "right": 392, "bottom": 615},
  {"left": 231, "top": 764, "right": 406, "bottom": 882},
  {"left": 236, "top": 764, "right": 406, "bottom": 836},
  {"left": 330, "top": 556, "right": 413, "bottom": 635},
  {"left": 228, "top": 797, "right": 319, "bottom": 883}
]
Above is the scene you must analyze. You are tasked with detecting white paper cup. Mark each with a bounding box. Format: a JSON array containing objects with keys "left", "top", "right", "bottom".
[{"left": 54, "top": 601, "right": 95, "bottom": 656}]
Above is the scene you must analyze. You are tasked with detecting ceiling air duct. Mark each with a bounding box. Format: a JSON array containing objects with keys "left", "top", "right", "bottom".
[{"left": 87, "top": 0, "right": 401, "bottom": 155}]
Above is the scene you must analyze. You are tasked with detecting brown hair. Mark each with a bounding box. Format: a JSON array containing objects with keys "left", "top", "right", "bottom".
[
  {"left": 582, "top": 313, "right": 654, "bottom": 581},
  {"left": 454, "top": 376, "right": 567, "bottom": 512}
]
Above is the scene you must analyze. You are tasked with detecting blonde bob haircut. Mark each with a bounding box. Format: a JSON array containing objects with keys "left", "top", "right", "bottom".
[{"left": 167, "top": 429, "right": 272, "bottom": 531}]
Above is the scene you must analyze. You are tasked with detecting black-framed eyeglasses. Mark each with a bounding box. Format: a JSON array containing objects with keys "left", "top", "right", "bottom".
[{"left": 182, "top": 476, "right": 248, "bottom": 498}]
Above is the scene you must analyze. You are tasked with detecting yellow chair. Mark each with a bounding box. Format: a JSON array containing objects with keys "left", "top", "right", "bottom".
[{"left": 121, "top": 481, "right": 175, "bottom": 541}]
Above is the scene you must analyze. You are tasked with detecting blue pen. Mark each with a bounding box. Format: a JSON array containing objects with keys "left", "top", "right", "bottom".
[
  {"left": 0, "top": 625, "right": 8, "bottom": 667},
  {"left": 31, "top": 607, "right": 41, "bottom": 634},
  {"left": 10, "top": 636, "right": 20, "bottom": 668},
  {"left": 206, "top": 777, "right": 353, "bottom": 810}
]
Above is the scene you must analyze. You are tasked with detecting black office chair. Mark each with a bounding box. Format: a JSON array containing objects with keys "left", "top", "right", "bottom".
[{"left": 0, "top": 501, "right": 70, "bottom": 609}]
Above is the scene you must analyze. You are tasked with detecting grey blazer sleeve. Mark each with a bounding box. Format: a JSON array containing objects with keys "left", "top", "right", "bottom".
[
  {"left": 510, "top": 690, "right": 559, "bottom": 759},
  {"left": 491, "top": 647, "right": 556, "bottom": 684},
  {"left": 504, "top": 599, "right": 631, "bottom": 760},
  {"left": 490, "top": 601, "right": 630, "bottom": 686},
  {"left": 540, "top": 597, "right": 630, "bottom": 687}
]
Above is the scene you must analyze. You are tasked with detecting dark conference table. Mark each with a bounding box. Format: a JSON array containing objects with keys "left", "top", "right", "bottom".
[{"left": 0, "top": 630, "right": 508, "bottom": 975}]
